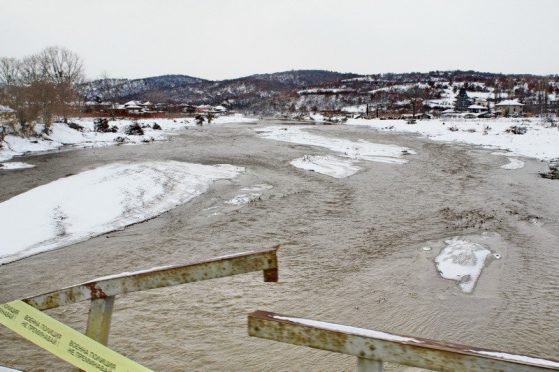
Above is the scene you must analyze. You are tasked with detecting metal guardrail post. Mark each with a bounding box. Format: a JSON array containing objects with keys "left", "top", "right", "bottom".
[
  {"left": 357, "top": 357, "right": 383, "bottom": 372},
  {"left": 85, "top": 296, "right": 115, "bottom": 345},
  {"left": 248, "top": 310, "right": 559, "bottom": 372}
]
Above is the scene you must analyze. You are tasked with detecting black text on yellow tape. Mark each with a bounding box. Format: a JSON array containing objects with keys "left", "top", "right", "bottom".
[{"left": 0, "top": 300, "right": 152, "bottom": 372}]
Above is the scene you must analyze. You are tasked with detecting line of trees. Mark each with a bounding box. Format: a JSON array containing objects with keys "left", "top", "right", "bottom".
[{"left": 0, "top": 46, "right": 84, "bottom": 135}]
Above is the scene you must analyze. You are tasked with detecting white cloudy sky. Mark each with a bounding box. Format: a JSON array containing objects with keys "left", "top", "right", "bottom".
[{"left": 1, "top": 0, "right": 557, "bottom": 80}]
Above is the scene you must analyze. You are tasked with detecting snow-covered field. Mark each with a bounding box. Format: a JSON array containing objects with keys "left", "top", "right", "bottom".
[
  {"left": 434, "top": 238, "right": 493, "bottom": 293},
  {"left": 347, "top": 118, "right": 559, "bottom": 161},
  {"left": 0, "top": 115, "right": 255, "bottom": 166},
  {"left": 291, "top": 155, "right": 360, "bottom": 178},
  {"left": 0, "top": 161, "right": 243, "bottom": 264},
  {"left": 257, "top": 126, "right": 414, "bottom": 165},
  {"left": 211, "top": 113, "right": 258, "bottom": 125}
]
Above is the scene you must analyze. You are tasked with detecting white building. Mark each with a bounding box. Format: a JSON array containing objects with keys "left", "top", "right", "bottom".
[
  {"left": 467, "top": 104, "right": 486, "bottom": 113},
  {"left": 495, "top": 100, "right": 524, "bottom": 116}
]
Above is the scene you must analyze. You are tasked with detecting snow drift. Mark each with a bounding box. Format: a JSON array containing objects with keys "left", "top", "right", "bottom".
[{"left": 0, "top": 161, "right": 243, "bottom": 264}]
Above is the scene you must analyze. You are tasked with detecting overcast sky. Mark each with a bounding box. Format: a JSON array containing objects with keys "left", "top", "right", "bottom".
[{"left": 1, "top": 0, "right": 558, "bottom": 80}]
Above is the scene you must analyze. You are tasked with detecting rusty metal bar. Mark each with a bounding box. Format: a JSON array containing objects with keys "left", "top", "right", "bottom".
[
  {"left": 248, "top": 311, "right": 559, "bottom": 372},
  {"left": 23, "top": 247, "right": 279, "bottom": 311}
]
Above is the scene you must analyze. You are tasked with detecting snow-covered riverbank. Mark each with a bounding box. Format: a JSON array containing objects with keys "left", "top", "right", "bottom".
[
  {"left": 347, "top": 117, "right": 559, "bottom": 162},
  {"left": 0, "top": 161, "right": 243, "bottom": 264},
  {"left": 0, "top": 114, "right": 256, "bottom": 167}
]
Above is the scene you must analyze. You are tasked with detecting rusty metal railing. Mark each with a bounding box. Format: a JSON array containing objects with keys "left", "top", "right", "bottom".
[
  {"left": 248, "top": 310, "right": 559, "bottom": 372},
  {"left": 21, "top": 247, "right": 278, "bottom": 350}
]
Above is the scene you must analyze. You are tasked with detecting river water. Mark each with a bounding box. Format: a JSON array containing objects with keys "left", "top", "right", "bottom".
[{"left": 1, "top": 120, "right": 558, "bottom": 371}]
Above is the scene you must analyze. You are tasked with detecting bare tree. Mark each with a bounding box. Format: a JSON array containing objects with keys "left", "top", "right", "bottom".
[
  {"left": 37, "top": 46, "right": 84, "bottom": 124},
  {"left": 97, "top": 72, "right": 125, "bottom": 119},
  {"left": 0, "top": 57, "right": 38, "bottom": 135},
  {"left": 403, "top": 86, "right": 426, "bottom": 119},
  {"left": 0, "top": 46, "right": 84, "bottom": 135}
]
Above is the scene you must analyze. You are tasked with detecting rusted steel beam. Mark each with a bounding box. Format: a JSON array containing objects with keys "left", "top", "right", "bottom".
[
  {"left": 248, "top": 311, "right": 559, "bottom": 372},
  {"left": 23, "top": 247, "right": 279, "bottom": 311}
]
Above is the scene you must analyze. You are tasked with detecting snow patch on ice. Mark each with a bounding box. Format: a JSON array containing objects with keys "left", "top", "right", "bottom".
[
  {"left": 257, "top": 126, "right": 414, "bottom": 164},
  {"left": 435, "top": 238, "right": 492, "bottom": 293},
  {"left": 291, "top": 154, "right": 360, "bottom": 178},
  {"left": 0, "top": 161, "right": 243, "bottom": 264},
  {"left": 0, "top": 162, "right": 35, "bottom": 170},
  {"left": 500, "top": 158, "right": 525, "bottom": 170},
  {"left": 273, "top": 315, "right": 421, "bottom": 343}
]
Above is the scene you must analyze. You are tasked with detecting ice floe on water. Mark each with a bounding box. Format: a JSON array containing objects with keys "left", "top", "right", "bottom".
[
  {"left": 225, "top": 184, "right": 273, "bottom": 205},
  {"left": 500, "top": 158, "right": 525, "bottom": 170},
  {"left": 434, "top": 238, "right": 492, "bottom": 293},
  {"left": 257, "top": 126, "right": 414, "bottom": 164},
  {"left": 0, "top": 162, "right": 35, "bottom": 170},
  {"left": 291, "top": 155, "right": 361, "bottom": 178},
  {"left": 0, "top": 161, "right": 243, "bottom": 264}
]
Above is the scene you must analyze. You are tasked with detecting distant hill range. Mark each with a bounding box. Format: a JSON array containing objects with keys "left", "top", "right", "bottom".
[{"left": 81, "top": 70, "right": 559, "bottom": 114}]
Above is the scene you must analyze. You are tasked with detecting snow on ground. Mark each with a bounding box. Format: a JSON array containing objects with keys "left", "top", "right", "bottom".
[
  {"left": 225, "top": 184, "right": 273, "bottom": 205},
  {"left": 435, "top": 238, "right": 492, "bottom": 293},
  {"left": 212, "top": 113, "right": 258, "bottom": 124},
  {"left": 0, "top": 162, "right": 35, "bottom": 170},
  {"left": 0, "top": 115, "right": 255, "bottom": 165},
  {"left": 257, "top": 126, "right": 414, "bottom": 164},
  {"left": 0, "top": 161, "right": 243, "bottom": 264},
  {"left": 347, "top": 118, "right": 559, "bottom": 161},
  {"left": 291, "top": 155, "right": 361, "bottom": 178},
  {"left": 341, "top": 104, "right": 367, "bottom": 114},
  {"left": 500, "top": 158, "right": 525, "bottom": 170}
]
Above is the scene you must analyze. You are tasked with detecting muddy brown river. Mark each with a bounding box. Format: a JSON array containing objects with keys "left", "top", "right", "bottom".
[{"left": 1, "top": 120, "right": 558, "bottom": 371}]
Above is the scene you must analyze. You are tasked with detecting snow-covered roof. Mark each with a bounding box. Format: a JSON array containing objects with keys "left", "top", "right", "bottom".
[
  {"left": 495, "top": 100, "right": 524, "bottom": 106},
  {"left": 441, "top": 109, "right": 455, "bottom": 113},
  {"left": 125, "top": 105, "right": 142, "bottom": 109},
  {"left": 468, "top": 104, "right": 486, "bottom": 109},
  {"left": 141, "top": 101, "right": 153, "bottom": 106},
  {"left": 124, "top": 100, "right": 141, "bottom": 107},
  {"left": 298, "top": 88, "right": 355, "bottom": 95},
  {"left": 0, "top": 105, "right": 15, "bottom": 113}
]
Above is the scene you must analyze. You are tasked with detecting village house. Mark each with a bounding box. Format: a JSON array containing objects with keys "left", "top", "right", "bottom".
[
  {"left": 495, "top": 99, "right": 524, "bottom": 116},
  {"left": 467, "top": 104, "right": 486, "bottom": 114},
  {"left": 123, "top": 100, "right": 143, "bottom": 114},
  {"left": 0, "top": 105, "right": 16, "bottom": 123},
  {"left": 140, "top": 101, "right": 154, "bottom": 111}
]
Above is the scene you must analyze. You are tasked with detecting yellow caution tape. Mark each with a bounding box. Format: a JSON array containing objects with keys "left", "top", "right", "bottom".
[{"left": 0, "top": 300, "right": 152, "bottom": 372}]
